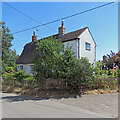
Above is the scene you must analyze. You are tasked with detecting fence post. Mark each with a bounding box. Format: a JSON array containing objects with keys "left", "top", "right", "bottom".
[
  {"left": 13, "top": 78, "right": 16, "bottom": 86},
  {"left": 22, "top": 79, "right": 24, "bottom": 86},
  {"left": 32, "top": 80, "right": 34, "bottom": 89},
  {"left": 57, "top": 80, "right": 59, "bottom": 88}
]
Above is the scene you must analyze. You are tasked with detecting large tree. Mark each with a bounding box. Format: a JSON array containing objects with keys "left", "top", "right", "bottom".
[
  {"left": 34, "top": 36, "right": 76, "bottom": 87},
  {"left": 34, "top": 37, "right": 94, "bottom": 95},
  {"left": 0, "top": 22, "right": 18, "bottom": 73}
]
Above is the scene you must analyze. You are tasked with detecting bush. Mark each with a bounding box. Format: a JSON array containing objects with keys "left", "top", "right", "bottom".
[
  {"left": 68, "top": 57, "right": 94, "bottom": 96},
  {"left": 3, "top": 70, "right": 38, "bottom": 89},
  {"left": 2, "top": 72, "right": 15, "bottom": 85},
  {"left": 25, "top": 74, "right": 38, "bottom": 88},
  {"left": 14, "top": 70, "right": 28, "bottom": 83},
  {"left": 117, "top": 69, "right": 120, "bottom": 78},
  {"left": 94, "top": 62, "right": 109, "bottom": 79}
]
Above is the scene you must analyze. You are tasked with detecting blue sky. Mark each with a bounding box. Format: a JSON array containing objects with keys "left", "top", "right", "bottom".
[{"left": 2, "top": 2, "right": 118, "bottom": 61}]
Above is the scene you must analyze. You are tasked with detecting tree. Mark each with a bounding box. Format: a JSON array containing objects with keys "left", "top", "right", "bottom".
[
  {"left": 103, "top": 51, "right": 120, "bottom": 69},
  {"left": 34, "top": 37, "right": 94, "bottom": 95},
  {"left": 0, "top": 22, "right": 18, "bottom": 73},
  {"left": 68, "top": 57, "right": 94, "bottom": 95},
  {"left": 34, "top": 36, "right": 77, "bottom": 88}
]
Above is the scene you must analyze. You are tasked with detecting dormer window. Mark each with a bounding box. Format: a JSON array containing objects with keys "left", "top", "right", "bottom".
[{"left": 85, "top": 42, "right": 91, "bottom": 51}]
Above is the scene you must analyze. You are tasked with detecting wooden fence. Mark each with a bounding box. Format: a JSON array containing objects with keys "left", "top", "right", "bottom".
[
  {"left": 2, "top": 77, "right": 119, "bottom": 90},
  {"left": 45, "top": 77, "right": 119, "bottom": 90},
  {"left": 45, "top": 79, "right": 68, "bottom": 89}
]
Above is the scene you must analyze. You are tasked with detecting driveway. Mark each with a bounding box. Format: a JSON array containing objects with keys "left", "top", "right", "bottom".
[{"left": 1, "top": 92, "right": 110, "bottom": 118}]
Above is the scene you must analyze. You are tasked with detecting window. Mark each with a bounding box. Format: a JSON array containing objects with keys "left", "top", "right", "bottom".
[
  {"left": 20, "top": 65, "right": 23, "bottom": 70},
  {"left": 85, "top": 42, "right": 91, "bottom": 51},
  {"left": 30, "top": 65, "right": 34, "bottom": 74}
]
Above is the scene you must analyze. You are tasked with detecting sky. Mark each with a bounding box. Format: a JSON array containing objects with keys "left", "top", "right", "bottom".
[{"left": 2, "top": 2, "right": 118, "bottom": 61}]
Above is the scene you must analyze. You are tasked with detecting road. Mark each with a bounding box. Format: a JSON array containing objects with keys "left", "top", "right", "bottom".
[
  {"left": 52, "top": 93, "right": 118, "bottom": 118},
  {"left": 1, "top": 92, "right": 108, "bottom": 118}
]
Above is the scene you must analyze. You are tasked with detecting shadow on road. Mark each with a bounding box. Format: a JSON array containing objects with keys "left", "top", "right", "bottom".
[{"left": 1, "top": 92, "right": 78, "bottom": 102}]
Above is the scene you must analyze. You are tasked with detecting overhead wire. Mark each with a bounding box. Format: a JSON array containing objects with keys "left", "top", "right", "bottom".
[
  {"left": 4, "top": 1, "right": 118, "bottom": 35},
  {"left": 3, "top": 2, "right": 57, "bottom": 32}
]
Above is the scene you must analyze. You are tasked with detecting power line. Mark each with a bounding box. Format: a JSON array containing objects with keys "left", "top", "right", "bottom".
[
  {"left": 3, "top": 2, "right": 57, "bottom": 32},
  {"left": 8, "top": 1, "right": 118, "bottom": 35},
  {"left": 4, "top": 2, "right": 77, "bottom": 31}
]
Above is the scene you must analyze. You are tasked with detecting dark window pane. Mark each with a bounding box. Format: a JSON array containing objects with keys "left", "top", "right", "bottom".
[{"left": 85, "top": 42, "right": 91, "bottom": 51}]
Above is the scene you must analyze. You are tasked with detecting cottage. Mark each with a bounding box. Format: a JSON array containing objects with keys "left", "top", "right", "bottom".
[{"left": 16, "top": 21, "right": 96, "bottom": 74}]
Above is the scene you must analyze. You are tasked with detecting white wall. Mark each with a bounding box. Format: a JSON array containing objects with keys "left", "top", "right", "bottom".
[
  {"left": 63, "top": 28, "right": 96, "bottom": 66},
  {"left": 78, "top": 28, "right": 96, "bottom": 66},
  {"left": 17, "top": 64, "right": 34, "bottom": 74},
  {"left": 63, "top": 39, "right": 78, "bottom": 58}
]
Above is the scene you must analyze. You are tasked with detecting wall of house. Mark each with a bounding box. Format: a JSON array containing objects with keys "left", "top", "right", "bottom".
[
  {"left": 17, "top": 64, "right": 34, "bottom": 74},
  {"left": 63, "top": 39, "right": 78, "bottom": 58},
  {"left": 78, "top": 28, "right": 96, "bottom": 66}
]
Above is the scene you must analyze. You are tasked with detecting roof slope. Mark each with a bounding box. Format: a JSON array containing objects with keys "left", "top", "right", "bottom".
[{"left": 16, "top": 27, "right": 87, "bottom": 64}]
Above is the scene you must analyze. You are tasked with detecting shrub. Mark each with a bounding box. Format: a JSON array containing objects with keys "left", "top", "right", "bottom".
[
  {"left": 68, "top": 57, "right": 94, "bottom": 96},
  {"left": 25, "top": 74, "right": 38, "bottom": 88},
  {"left": 6, "top": 67, "right": 13, "bottom": 73},
  {"left": 94, "top": 62, "right": 109, "bottom": 79},
  {"left": 2, "top": 72, "right": 15, "bottom": 85},
  {"left": 14, "top": 70, "right": 28, "bottom": 83},
  {"left": 117, "top": 69, "right": 120, "bottom": 78}
]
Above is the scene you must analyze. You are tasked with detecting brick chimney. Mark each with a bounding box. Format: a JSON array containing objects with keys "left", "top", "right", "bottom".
[
  {"left": 58, "top": 20, "right": 65, "bottom": 36},
  {"left": 32, "top": 31, "right": 37, "bottom": 42}
]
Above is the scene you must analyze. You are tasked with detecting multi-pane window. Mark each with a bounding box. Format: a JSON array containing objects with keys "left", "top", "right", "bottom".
[
  {"left": 20, "top": 65, "right": 23, "bottom": 70},
  {"left": 30, "top": 65, "right": 34, "bottom": 74},
  {"left": 85, "top": 42, "right": 91, "bottom": 51}
]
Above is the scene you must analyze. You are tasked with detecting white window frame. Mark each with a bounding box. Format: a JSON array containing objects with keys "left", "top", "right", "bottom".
[{"left": 85, "top": 42, "right": 91, "bottom": 51}]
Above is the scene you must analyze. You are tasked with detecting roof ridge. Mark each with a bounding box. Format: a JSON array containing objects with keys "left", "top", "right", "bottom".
[
  {"left": 25, "top": 27, "right": 88, "bottom": 45},
  {"left": 64, "top": 27, "right": 88, "bottom": 36}
]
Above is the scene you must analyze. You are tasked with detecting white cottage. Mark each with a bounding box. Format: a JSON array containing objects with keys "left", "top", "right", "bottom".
[{"left": 16, "top": 21, "right": 96, "bottom": 74}]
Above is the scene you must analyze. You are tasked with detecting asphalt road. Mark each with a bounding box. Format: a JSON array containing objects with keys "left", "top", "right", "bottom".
[
  {"left": 1, "top": 92, "right": 108, "bottom": 118},
  {"left": 52, "top": 93, "right": 118, "bottom": 118}
]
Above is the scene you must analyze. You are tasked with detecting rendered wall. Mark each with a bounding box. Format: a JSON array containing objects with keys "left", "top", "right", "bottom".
[{"left": 79, "top": 28, "right": 96, "bottom": 66}]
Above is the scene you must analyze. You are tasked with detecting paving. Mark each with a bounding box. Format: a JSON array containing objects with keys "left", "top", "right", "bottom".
[{"left": 1, "top": 92, "right": 109, "bottom": 118}]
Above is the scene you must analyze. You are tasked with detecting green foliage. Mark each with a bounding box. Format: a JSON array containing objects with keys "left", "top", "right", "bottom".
[
  {"left": 25, "top": 74, "right": 38, "bottom": 88},
  {"left": 117, "top": 69, "right": 120, "bottom": 77},
  {"left": 94, "top": 62, "right": 109, "bottom": 78},
  {"left": 2, "top": 70, "right": 38, "bottom": 88},
  {"left": 34, "top": 36, "right": 77, "bottom": 88},
  {"left": 52, "top": 44, "right": 76, "bottom": 79},
  {"left": 0, "top": 22, "right": 19, "bottom": 73},
  {"left": 34, "top": 37, "right": 95, "bottom": 95},
  {"left": 68, "top": 57, "right": 94, "bottom": 95},
  {"left": 14, "top": 70, "right": 28, "bottom": 83},
  {"left": 2, "top": 72, "right": 15, "bottom": 85}
]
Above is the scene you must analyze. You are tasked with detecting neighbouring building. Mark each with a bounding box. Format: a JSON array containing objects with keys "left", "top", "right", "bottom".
[{"left": 16, "top": 21, "right": 96, "bottom": 74}]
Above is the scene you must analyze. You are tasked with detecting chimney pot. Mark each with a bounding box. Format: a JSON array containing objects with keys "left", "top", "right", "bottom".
[
  {"left": 32, "top": 31, "right": 37, "bottom": 42},
  {"left": 62, "top": 20, "right": 64, "bottom": 27},
  {"left": 58, "top": 21, "right": 65, "bottom": 36}
]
